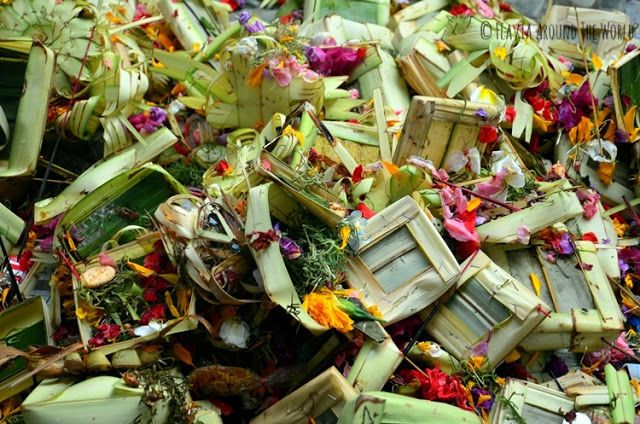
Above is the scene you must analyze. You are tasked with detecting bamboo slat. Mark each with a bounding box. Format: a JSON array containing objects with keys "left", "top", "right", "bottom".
[
  {"left": 346, "top": 196, "right": 460, "bottom": 324},
  {"left": 394, "top": 97, "right": 499, "bottom": 168},
  {"left": 427, "top": 251, "right": 549, "bottom": 369}
]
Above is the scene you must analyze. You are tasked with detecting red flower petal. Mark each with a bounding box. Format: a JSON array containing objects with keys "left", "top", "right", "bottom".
[
  {"left": 356, "top": 203, "right": 376, "bottom": 219},
  {"left": 478, "top": 125, "right": 498, "bottom": 143}
]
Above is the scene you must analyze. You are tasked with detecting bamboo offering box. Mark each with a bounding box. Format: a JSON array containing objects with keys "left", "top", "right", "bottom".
[
  {"left": 250, "top": 367, "right": 357, "bottom": 424},
  {"left": 397, "top": 30, "right": 452, "bottom": 98},
  {"left": 72, "top": 232, "right": 196, "bottom": 355},
  {"left": 486, "top": 241, "right": 624, "bottom": 352},
  {"left": 489, "top": 379, "right": 576, "bottom": 423},
  {"left": 346, "top": 196, "right": 460, "bottom": 324},
  {"left": 540, "top": 6, "right": 630, "bottom": 68},
  {"left": 555, "top": 134, "right": 638, "bottom": 205},
  {"left": 389, "top": 0, "right": 449, "bottom": 42},
  {"left": 0, "top": 298, "right": 51, "bottom": 402},
  {"left": 476, "top": 180, "right": 584, "bottom": 244},
  {"left": 427, "top": 251, "right": 549, "bottom": 370},
  {"left": 55, "top": 164, "right": 188, "bottom": 261},
  {"left": 394, "top": 97, "right": 499, "bottom": 169}
]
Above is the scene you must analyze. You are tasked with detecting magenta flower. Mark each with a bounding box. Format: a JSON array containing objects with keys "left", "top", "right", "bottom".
[
  {"left": 305, "top": 46, "right": 366, "bottom": 76},
  {"left": 551, "top": 232, "right": 574, "bottom": 255},
  {"left": 129, "top": 107, "right": 167, "bottom": 134},
  {"left": 576, "top": 189, "right": 600, "bottom": 220},
  {"left": 238, "top": 12, "right": 265, "bottom": 34},
  {"left": 280, "top": 237, "right": 303, "bottom": 260},
  {"left": 557, "top": 82, "right": 597, "bottom": 131}
]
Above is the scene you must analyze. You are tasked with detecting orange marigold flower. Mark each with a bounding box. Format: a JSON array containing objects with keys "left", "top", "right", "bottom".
[{"left": 302, "top": 288, "right": 354, "bottom": 333}]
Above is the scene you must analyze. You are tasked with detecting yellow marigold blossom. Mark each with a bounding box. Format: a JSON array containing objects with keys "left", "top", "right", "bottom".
[
  {"left": 562, "top": 71, "right": 584, "bottom": 86},
  {"left": 367, "top": 304, "right": 383, "bottom": 318},
  {"left": 625, "top": 274, "right": 634, "bottom": 289},
  {"left": 493, "top": 46, "right": 507, "bottom": 61},
  {"left": 613, "top": 218, "right": 629, "bottom": 237},
  {"left": 597, "top": 161, "right": 615, "bottom": 185},
  {"left": 192, "top": 43, "right": 201, "bottom": 53},
  {"left": 568, "top": 116, "right": 594, "bottom": 144},
  {"left": 623, "top": 106, "right": 639, "bottom": 142},
  {"left": 302, "top": 288, "right": 354, "bottom": 333},
  {"left": 469, "top": 355, "right": 485, "bottom": 369},
  {"left": 282, "top": 125, "right": 304, "bottom": 145},
  {"left": 495, "top": 377, "right": 506, "bottom": 386}
]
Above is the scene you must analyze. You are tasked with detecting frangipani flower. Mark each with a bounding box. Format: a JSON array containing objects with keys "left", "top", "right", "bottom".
[
  {"left": 470, "top": 85, "right": 505, "bottom": 109},
  {"left": 444, "top": 148, "right": 481, "bottom": 175},
  {"left": 490, "top": 151, "right": 525, "bottom": 188}
]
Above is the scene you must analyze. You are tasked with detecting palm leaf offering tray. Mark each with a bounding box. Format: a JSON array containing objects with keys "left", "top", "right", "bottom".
[{"left": 6, "top": 0, "right": 640, "bottom": 422}]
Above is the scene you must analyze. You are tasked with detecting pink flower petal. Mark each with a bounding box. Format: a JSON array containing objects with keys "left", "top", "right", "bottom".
[{"left": 99, "top": 251, "right": 118, "bottom": 268}]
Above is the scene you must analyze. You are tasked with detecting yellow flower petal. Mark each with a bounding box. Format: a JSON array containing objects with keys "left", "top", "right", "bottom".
[
  {"left": 127, "top": 261, "right": 156, "bottom": 278},
  {"left": 562, "top": 71, "right": 584, "bottom": 86},
  {"left": 597, "top": 161, "right": 615, "bottom": 185},
  {"left": 467, "top": 197, "right": 482, "bottom": 212},
  {"left": 493, "top": 46, "right": 507, "bottom": 61},
  {"left": 623, "top": 105, "right": 638, "bottom": 140},
  {"left": 165, "top": 291, "right": 180, "bottom": 318},
  {"left": 338, "top": 226, "right": 351, "bottom": 250},
  {"left": 613, "top": 218, "right": 629, "bottom": 237},
  {"left": 592, "top": 53, "right": 603, "bottom": 71},
  {"left": 435, "top": 40, "right": 450, "bottom": 53},
  {"left": 625, "top": 274, "right": 634, "bottom": 289},
  {"left": 533, "top": 114, "right": 553, "bottom": 133},
  {"left": 504, "top": 349, "right": 521, "bottom": 363},
  {"left": 529, "top": 273, "right": 542, "bottom": 296},
  {"left": 302, "top": 288, "right": 354, "bottom": 333},
  {"left": 76, "top": 307, "right": 87, "bottom": 320},
  {"left": 470, "top": 355, "right": 485, "bottom": 369}
]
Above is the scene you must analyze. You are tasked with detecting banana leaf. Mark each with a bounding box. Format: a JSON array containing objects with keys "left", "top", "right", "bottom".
[
  {"left": 339, "top": 392, "right": 483, "bottom": 423},
  {"left": 54, "top": 164, "right": 188, "bottom": 260},
  {"left": 304, "top": 0, "right": 390, "bottom": 26},
  {"left": 0, "top": 0, "right": 105, "bottom": 98},
  {"left": 347, "top": 332, "right": 403, "bottom": 392},
  {"left": 34, "top": 128, "right": 177, "bottom": 224},
  {"left": 244, "top": 183, "right": 328, "bottom": 335},
  {"left": 0, "top": 202, "right": 24, "bottom": 245},
  {"left": 0, "top": 42, "right": 54, "bottom": 177},
  {"left": 299, "top": 16, "right": 395, "bottom": 52},
  {"left": 22, "top": 375, "right": 143, "bottom": 424},
  {"left": 358, "top": 47, "right": 411, "bottom": 118}
]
